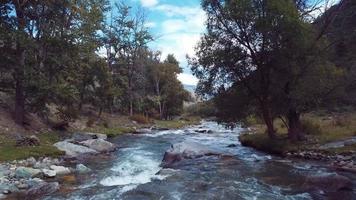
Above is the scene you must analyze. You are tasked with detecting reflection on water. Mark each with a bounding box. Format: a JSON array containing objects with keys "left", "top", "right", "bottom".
[{"left": 45, "top": 121, "right": 356, "bottom": 200}]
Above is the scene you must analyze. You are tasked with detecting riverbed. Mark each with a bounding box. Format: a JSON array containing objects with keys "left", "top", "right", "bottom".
[{"left": 44, "top": 121, "right": 356, "bottom": 200}]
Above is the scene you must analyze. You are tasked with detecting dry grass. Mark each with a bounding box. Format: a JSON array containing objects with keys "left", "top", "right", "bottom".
[{"left": 241, "top": 112, "right": 356, "bottom": 155}]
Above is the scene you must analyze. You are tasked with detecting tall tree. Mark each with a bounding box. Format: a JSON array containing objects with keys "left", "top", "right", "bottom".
[
  {"left": 190, "top": 0, "right": 340, "bottom": 140},
  {"left": 105, "top": 2, "right": 153, "bottom": 115}
]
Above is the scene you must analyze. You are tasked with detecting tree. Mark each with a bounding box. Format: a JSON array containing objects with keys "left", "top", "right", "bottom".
[
  {"left": 105, "top": 2, "right": 153, "bottom": 115},
  {"left": 190, "top": 0, "right": 341, "bottom": 140}
]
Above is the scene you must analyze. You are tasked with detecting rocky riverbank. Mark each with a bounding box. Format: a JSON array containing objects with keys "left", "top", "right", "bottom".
[
  {"left": 0, "top": 131, "right": 118, "bottom": 199},
  {"left": 285, "top": 150, "right": 356, "bottom": 173}
]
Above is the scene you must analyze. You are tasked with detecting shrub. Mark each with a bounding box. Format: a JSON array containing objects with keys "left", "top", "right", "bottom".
[
  {"left": 333, "top": 116, "right": 351, "bottom": 127},
  {"left": 301, "top": 119, "right": 322, "bottom": 135}
]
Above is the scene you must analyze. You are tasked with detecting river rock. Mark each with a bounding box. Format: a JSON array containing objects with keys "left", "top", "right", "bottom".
[
  {"left": 15, "top": 167, "right": 41, "bottom": 179},
  {"left": 26, "top": 182, "right": 59, "bottom": 199},
  {"left": 54, "top": 141, "right": 98, "bottom": 157},
  {"left": 134, "top": 128, "right": 152, "bottom": 134},
  {"left": 42, "top": 169, "right": 56, "bottom": 178},
  {"left": 161, "top": 141, "right": 220, "bottom": 168},
  {"left": 303, "top": 173, "right": 353, "bottom": 192},
  {"left": 72, "top": 132, "right": 107, "bottom": 142},
  {"left": 79, "top": 139, "right": 116, "bottom": 153},
  {"left": 26, "top": 178, "right": 44, "bottom": 188},
  {"left": 16, "top": 183, "right": 29, "bottom": 190},
  {"left": 50, "top": 165, "right": 71, "bottom": 175},
  {"left": 0, "top": 181, "right": 18, "bottom": 194},
  {"left": 75, "top": 164, "right": 91, "bottom": 174}
]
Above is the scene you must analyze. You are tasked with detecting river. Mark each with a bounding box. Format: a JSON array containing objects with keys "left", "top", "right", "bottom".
[{"left": 44, "top": 121, "right": 356, "bottom": 200}]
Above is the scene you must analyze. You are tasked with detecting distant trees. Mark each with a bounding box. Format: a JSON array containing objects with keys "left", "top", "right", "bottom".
[
  {"left": 190, "top": 0, "right": 345, "bottom": 140},
  {"left": 0, "top": 1, "right": 189, "bottom": 125}
]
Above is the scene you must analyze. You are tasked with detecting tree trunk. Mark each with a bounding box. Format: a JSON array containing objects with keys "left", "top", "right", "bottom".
[
  {"left": 14, "top": 56, "right": 25, "bottom": 125},
  {"left": 260, "top": 103, "right": 276, "bottom": 138},
  {"left": 129, "top": 100, "right": 133, "bottom": 116},
  {"left": 13, "top": 1, "right": 26, "bottom": 125},
  {"left": 287, "top": 109, "right": 304, "bottom": 141}
]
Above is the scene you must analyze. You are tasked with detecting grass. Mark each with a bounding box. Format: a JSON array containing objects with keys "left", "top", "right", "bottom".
[
  {"left": 86, "top": 126, "right": 136, "bottom": 138},
  {"left": 240, "top": 112, "right": 356, "bottom": 155},
  {"left": 0, "top": 132, "right": 65, "bottom": 162}
]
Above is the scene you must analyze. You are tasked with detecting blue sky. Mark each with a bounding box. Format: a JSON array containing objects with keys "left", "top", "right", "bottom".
[{"left": 117, "top": 0, "right": 206, "bottom": 85}]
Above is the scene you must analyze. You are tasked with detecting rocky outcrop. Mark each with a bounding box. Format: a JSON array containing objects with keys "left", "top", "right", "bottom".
[
  {"left": 161, "top": 141, "right": 220, "bottom": 168},
  {"left": 53, "top": 141, "right": 98, "bottom": 157},
  {"left": 303, "top": 173, "right": 353, "bottom": 192},
  {"left": 79, "top": 139, "right": 116, "bottom": 153}
]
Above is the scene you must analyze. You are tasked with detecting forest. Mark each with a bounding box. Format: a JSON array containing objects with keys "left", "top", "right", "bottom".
[{"left": 0, "top": 0, "right": 190, "bottom": 129}]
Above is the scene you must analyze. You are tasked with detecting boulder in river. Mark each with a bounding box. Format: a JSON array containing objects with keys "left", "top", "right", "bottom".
[
  {"left": 49, "top": 165, "right": 71, "bottom": 176},
  {"left": 161, "top": 141, "right": 220, "bottom": 168},
  {"left": 54, "top": 141, "right": 98, "bottom": 157},
  {"left": 79, "top": 139, "right": 116, "bottom": 153},
  {"left": 26, "top": 182, "right": 59, "bottom": 199},
  {"left": 42, "top": 169, "right": 56, "bottom": 178},
  {"left": 303, "top": 173, "right": 353, "bottom": 192}
]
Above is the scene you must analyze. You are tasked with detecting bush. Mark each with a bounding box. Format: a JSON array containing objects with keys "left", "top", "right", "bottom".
[
  {"left": 333, "top": 116, "right": 352, "bottom": 127},
  {"left": 301, "top": 119, "right": 322, "bottom": 135},
  {"left": 129, "top": 114, "right": 151, "bottom": 124}
]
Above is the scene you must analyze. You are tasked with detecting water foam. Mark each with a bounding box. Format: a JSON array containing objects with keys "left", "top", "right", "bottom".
[{"left": 100, "top": 149, "right": 166, "bottom": 188}]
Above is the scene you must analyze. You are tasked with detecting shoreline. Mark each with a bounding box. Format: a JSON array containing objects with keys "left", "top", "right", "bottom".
[
  {"left": 239, "top": 133, "right": 356, "bottom": 174},
  {"left": 0, "top": 119, "right": 200, "bottom": 199}
]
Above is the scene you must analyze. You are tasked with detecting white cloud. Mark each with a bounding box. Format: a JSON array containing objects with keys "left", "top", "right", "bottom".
[
  {"left": 140, "top": 0, "right": 158, "bottom": 7},
  {"left": 161, "top": 19, "right": 186, "bottom": 34},
  {"left": 148, "top": 4, "right": 207, "bottom": 85},
  {"left": 178, "top": 73, "right": 198, "bottom": 86},
  {"left": 153, "top": 4, "right": 202, "bottom": 18}
]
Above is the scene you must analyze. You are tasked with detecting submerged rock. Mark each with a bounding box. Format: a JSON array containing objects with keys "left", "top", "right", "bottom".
[
  {"left": 79, "top": 139, "right": 116, "bottom": 153},
  {"left": 0, "top": 182, "right": 18, "bottom": 194},
  {"left": 26, "top": 182, "right": 59, "bottom": 199},
  {"left": 54, "top": 141, "right": 98, "bottom": 157},
  {"left": 303, "top": 173, "right": 353, "bottom": 192},
  {"left": 161, "top": 141, "right": 220, "bottom": 168},
  {"left": 75, "top": 164, "right": 91, "bottom": 174}
]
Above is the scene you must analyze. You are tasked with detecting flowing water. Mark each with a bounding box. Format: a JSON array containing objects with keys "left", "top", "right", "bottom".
[{"left": 45, "top": 121, "right": 356, "bottom": 200}]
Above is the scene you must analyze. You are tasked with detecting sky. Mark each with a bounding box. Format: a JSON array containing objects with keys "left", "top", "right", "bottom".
[{"left": 127, "top": 0, "right": 205, "bottom": 86}]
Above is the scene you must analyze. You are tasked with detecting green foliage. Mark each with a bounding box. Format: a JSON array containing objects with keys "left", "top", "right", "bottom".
[
  {"left": 185, "top": 101, "right": 216, "bottom": 117},
  {"left": 0, "top": 0, "right": 188, "bottom": 127}
]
